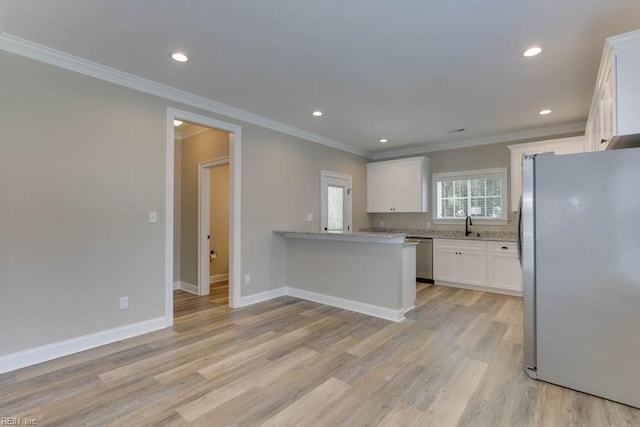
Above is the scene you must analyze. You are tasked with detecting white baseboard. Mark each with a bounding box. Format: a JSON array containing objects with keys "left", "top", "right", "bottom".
[
  {"left": 235, "top": 286, "right": 404, "bottom": 321},
  {"left": 178, "top": 282, "right": 198, "bottom": 295},
  {"left": 434, "top": 281, "right": 523, "bottom": 297},
  {"left": 173, "top": 281, "right": 180, "bottom": 290},
  {"left": 236, "top": 287, "right": 287, "bottom": 307},
  {"left": 210, "top": 273, "right": 229, "bottom": 283},
  {"left": 285, "top": 287, "right": 405, "bottom": 322},
  {"left": 0, "top": 317, "right": 166, "bottom": 374},
  {"left": 1, "top": 285, "right": 407, "bottom": 374}
]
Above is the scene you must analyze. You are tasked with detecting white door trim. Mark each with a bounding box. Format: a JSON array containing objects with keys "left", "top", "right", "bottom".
[
  {"left": 166, "top": 108, "right": 242, "bottom": 328},
  {"left": 320, "top": 170, "right": 352, "bottom": 233},
  {"left": 198, "top": 157, "right": 230, "bottom": 296}
]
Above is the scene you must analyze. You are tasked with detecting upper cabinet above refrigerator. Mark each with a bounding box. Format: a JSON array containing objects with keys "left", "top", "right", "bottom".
[
  {"left": 586, "top": 30, "right": 640, "bottom": 151},
  {"left": 507, "top": 136, "right": 587, "bottom": 212}
]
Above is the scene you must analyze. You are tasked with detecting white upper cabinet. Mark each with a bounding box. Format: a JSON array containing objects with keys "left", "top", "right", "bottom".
[
  {"left": 585, "top": 30, "right": 640, "bottom": 151},
  {"left": 366, "top": 156, "right": 429, "bottom": 213},
  {"left": 507, "top": 136, "right": 586, "bottom": 212}
]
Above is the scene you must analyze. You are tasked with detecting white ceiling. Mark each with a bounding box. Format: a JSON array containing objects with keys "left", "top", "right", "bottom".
[
  {"left": 2, "top": 1, "right": 640, "bottom": 156},
  {"left": 174, "top": 122, "right": 211, "bottom": 140}
]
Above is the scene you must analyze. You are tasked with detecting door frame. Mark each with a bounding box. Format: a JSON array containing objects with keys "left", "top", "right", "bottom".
[
  {"left": 320, "top": 170, "right": 352, "bottom": 233},
  {"left": 165, "top": 107, "right": 242, "bottom": 327},
  {"left": 198, "top": 157, "right": 230, "bottom": 296}
]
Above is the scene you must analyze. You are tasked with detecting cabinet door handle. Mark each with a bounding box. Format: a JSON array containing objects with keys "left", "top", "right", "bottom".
[
  {"left": 501, "top": 246, "right": 508, "bottom": 250},
  {"left": 601, "top": 138, "right": 608, "bottom": 144}
]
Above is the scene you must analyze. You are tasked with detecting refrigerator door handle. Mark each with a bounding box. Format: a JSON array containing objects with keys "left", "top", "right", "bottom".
[{"left": 517, "top": 196, "right": 523, "bottom": 265}]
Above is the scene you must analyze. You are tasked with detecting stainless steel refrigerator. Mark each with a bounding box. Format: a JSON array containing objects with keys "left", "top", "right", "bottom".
[{"left": 518, "top": 148, "right": 640, "bottom": 409}]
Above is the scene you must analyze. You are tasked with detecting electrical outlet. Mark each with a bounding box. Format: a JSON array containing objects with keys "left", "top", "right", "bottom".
[
  {"left": 306, "top": 213, "right": 313, "bottom": 221},
  {"left": 244, "top": 274, "right": 251, "bottom": 284},
  {"left": 379, "top": 221, "right": 384, "bottom": 227},
  {"left": 426, "top": 221, "right": 432, "bottom": 228},
  {"left": 120, "top": 296, "right": 128, "bottom": 310},
  {"left": 148, "top": 211, "right": 158, "bottom": 223}
]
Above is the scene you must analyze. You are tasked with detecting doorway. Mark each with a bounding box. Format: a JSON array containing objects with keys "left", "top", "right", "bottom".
[
  {"left": 198, "top": 158, "right": 230, "bottom": 302},
  {"left": 165, "top": 108, "right": 242, "bottom": 326},
  {"left": 320, "top": 170, "right": 352, "bottom": 233}
]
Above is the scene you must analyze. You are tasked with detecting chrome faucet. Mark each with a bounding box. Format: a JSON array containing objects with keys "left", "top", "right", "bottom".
[{"left": 465, "top": 215, "right": 473, "bottom": 236}]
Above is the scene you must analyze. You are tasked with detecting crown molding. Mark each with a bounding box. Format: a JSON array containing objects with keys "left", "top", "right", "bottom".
[
  {"left": 369, "top": 121, "right": 586, "bottom": 160},
  {"left": 0, "top": 32, "right": 368, "bottom": 158},
  {"left": 607, "top": 29, "right": 640, "bottom": 46}
]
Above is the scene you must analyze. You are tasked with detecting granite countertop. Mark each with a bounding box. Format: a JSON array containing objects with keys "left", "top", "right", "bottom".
[
  {"left": 273, "top": 229, "right": 517, "bottom": 243},
  {"left": 273, "top": 230, "right": 407, "bottom": 243},
  {"left": 363, "top": 228, "right": 517, "bottom": 242}
]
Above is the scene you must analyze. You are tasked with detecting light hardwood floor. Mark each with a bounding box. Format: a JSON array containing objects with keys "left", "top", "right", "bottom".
[
  {"left": 1, "top": 284, "right": 638, "bottom": 426},
  {"left": 174, "top": 281, "right": 229, "bottom": 317},
  {"left": 209, "top": 280, "right": 229, "bottom": 306}
]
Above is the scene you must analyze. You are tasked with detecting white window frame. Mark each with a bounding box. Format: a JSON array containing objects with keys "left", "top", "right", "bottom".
[{"left": 432, "top": 167, "right": 508, "bottom": 225}]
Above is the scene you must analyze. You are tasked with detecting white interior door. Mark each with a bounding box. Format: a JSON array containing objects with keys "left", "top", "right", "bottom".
[{"left": 320, "top": 171, "right": 352, "bottom": 233}]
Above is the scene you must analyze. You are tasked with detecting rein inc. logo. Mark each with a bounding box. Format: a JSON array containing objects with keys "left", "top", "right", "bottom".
[{"left": 1, "top": 418, "right": 38, "bottom": 425}]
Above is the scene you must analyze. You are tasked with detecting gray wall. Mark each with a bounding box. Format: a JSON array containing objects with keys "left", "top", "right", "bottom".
[
  {"left": 370, "top": 134, "right": 581, "bottom": 233},
  {"left": 1, "top": 51, "right": 166, "bottom": 354},
  {"left": 0, "top": 50, "right": 370, "bottom": 355},
  {"left": 242, "top": 125, "right": 370, "bottom": 296},
  {"left": 286, "top": 239, "right": 403, "bottom": 309}
]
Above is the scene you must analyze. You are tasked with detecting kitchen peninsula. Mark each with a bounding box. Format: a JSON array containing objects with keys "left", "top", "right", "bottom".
[{"left": 273, "top": 231, "right": 416, "bottom": 321}]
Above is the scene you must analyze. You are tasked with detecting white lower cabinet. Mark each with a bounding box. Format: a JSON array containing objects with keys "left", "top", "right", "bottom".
[
  {"left": 434, "top": 239, "right": 522, "bottom": 295},
  {"left": 486, "top": 242, "right": 523, "bottom": 292},
  {"left": 459, "top": 248, "right": 488, "bottom": 287},
  {"left": 433, "top": 246, "right": 459, "bottom": 283},
  {"left": 433, "top": 239, "right": 487, "bottom": 287}
]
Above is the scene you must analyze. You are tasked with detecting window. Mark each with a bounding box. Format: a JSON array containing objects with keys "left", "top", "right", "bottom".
[
  {"left": 327, "top": 186, "right": 344, "bottom": 231},
  {"left": 432, "top": 168, "right": 508, "bottom": 224}
]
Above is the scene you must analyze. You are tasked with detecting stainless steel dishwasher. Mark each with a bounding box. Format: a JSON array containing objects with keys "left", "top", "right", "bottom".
[{"left": 405, "top": 236, "right": 433, "bottom": 283}]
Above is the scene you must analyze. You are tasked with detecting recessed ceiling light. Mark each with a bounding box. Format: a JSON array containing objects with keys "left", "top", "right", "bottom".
[
  {"left": 173, "top": 120, "right": 183, "bottom": 126},
  {"left": 312, "top": 111, "right": 323, "bottom": 117},
  {"left": 539, "top": 109, "right": 552, "bottom": 115},
  {"left": 523, "top": 47, "right": 542, "bottom": 57},
  {"left": 171, "top": 52, "right": 189, "bottom": 62},
  {"left": 379, "top": 139, "right": 388, "bottom": 143}
]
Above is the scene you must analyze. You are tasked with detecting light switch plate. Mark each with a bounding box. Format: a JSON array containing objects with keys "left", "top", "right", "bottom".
[
  {"left": 306, "top": 213, "right": 313, "bottom": 221},
  {"left": 149, "top": 211, "right": 158, "bottom": 223}
]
